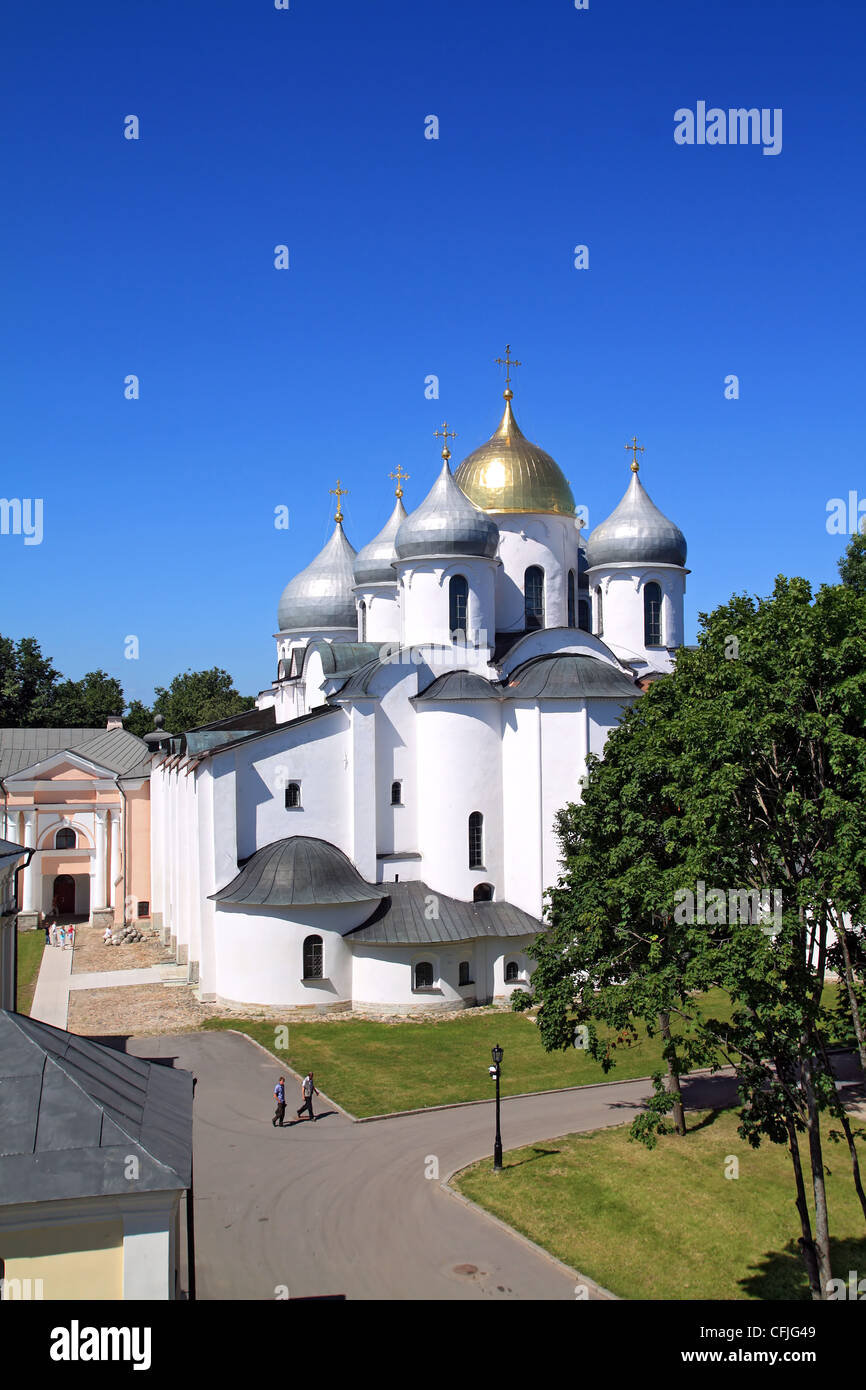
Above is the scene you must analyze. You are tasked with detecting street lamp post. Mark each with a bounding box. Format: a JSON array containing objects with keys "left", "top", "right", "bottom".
[{"left": 491, "top": 1044, "right": 503, "bottom": 1172}]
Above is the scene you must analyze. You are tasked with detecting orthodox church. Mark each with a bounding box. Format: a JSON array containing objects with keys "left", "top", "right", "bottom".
[{"left": 150, "top": 358, "right": 688, "bottom": 1013}]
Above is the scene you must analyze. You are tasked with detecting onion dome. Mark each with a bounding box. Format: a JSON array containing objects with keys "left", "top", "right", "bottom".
[
  {"left": 395, "top": 455, "right": 499, "bottom": 561},
  {"left": 454, "top": 392, "right": 575, "bottom": 516},
  {"left": 586, "top": 462, "right": 687, "bottom": 569},
  {"left": 277, "top": 519, "right": 358, "bottom": 631},
  {"left": 353, "top": 497, "right": 406, "bottom": 586}
]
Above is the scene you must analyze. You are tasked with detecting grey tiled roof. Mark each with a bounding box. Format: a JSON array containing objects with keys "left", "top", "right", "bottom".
[
  {"left": 0, "top": 727, "right": 152, "bottom": 780},
  {"left": 0, "top": 1011, "right": 193, "bottom": 1206},
  {"left": 349, "top": 879, "right": 543, "bottom": 945},
  {"left": 413, "top": 670, "right": 502, "bottom": 702},
  {"left": 0, "top": 837, "right": 30, "bottom": 867}
]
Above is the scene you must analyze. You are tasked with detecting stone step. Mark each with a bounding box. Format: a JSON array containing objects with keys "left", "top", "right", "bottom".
[{"left": 159, "top": 964, "right": 189, "bottom": 983}]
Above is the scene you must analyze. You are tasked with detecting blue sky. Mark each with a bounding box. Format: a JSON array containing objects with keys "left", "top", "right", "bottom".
[{"left": 2, "top": 0, "right": 864, "bottom": 703}]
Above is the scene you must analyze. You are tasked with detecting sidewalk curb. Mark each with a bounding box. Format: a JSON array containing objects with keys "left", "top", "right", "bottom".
[
  {"left": 439, "top": 1165, "right": 620, "bottom": 1301},
  {"left": 218, "top": 1028, "right": 358, "bottom": 1121}
]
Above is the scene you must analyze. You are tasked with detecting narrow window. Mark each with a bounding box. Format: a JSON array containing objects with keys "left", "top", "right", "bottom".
[
  {"left": 578, "top": 597, "right": 591, "bottom": 632},
  {"left": 358, "top": 600, "right": 367, "bottom": 643},
  {"left": 458, "top": 961, "right": 471, "bottom": 986},
  {"left": 55, "top": 827, "right": 76, "bottom": 850},
  {"left": 391, "top": 780, "right": 402, "bottom": 806},
  {"left": 449, "top": 574, "right": 468, "bottom": 639},
  {"left": 595, "top": 586, "right": 603, "bottom": 637},
  {"left": 567, "top": 570, "right": 576, "bottom": 628},
  {"left": 303, "top": 935, "right": 323, "bottom": 979},
  {"left": 644, "top": 581, "right": 662, "bottom": 646},
  {"left": 524, "top": 566, "right": 544, "bottom": 630},
  {"left": 285, "top": 782, "right": 301, "bottom": 809},
  {"left": 414, "top": 961, "right": 434, "bottom": 989},
  {"left": 468, "top": 811, "right": 484, "bottom": 869},
  {"left": 505, "top": 960, "right": 519, "bottom": 982}
]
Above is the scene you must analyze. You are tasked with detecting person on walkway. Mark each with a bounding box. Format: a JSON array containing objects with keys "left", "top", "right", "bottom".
[
  {"left": 58, "top": 925, "right": 67, "bottom": 949},
  {"left": 49, "top": 921, "right": 58, "bottom": 947},
  {"left": 272, "top": 1076, "right": 286, "bottom": 1127},
  {"left": 65, "top": 924, "right": 74, "bottom": 950},
  {"left": 296, "top": 1072, "right": 319, "bottom": 1122}
]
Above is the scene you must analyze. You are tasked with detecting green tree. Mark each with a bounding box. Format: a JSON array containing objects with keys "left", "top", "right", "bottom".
[
  {"left": 152, "top": 668, "right": 254, "bottom": 734},
  {"left": 839, "top": 529, "right": 866, "bottom": 595},
  {"left": 0, "top": 635, "right": 60, "bottom": 724},
  {"left": 42, "top": 670, "right": 126, "bottom": 728},
  {"left": 521, "top": 575, "right": 866, "bottom": 1299},
  {"left": 123, "top": 699, "right": 154, "bottom": 739}
]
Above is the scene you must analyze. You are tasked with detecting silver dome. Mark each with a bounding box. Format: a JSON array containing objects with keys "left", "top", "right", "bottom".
[
  {"left": 353, "top": 497, "right": 406, "bottom": 586},
  {"left": 395, "top": 459, "right": 499, "bottom": 561},
  {"left": 277, "top": 521, "right": 358, "bottom": 631},
  {"left": 586, "top": 471, "right": 686, "bottom": 569}
]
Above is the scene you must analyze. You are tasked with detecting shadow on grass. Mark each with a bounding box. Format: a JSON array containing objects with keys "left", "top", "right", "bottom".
[
  {"left": 739, "top": 1236, "right": 866, "bottom": 1300},
  {"left": 503, "top": 1146, "right": 561, "bottom": 1171}
]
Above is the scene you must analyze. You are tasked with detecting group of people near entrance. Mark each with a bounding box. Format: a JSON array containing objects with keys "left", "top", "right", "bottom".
[
  {"left": 44, "top": 920, "right": 74, "bottom": 949},
  {"left": 272, "top": 1073, "right": 319, "bottom": 1127}
]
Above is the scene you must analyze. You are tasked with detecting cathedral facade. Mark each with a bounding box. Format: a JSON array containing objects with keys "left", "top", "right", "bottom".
[{"left": 150, "top": 372, "right": 688, "bottom": 1013}]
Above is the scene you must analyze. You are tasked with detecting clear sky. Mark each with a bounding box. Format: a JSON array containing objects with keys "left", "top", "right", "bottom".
[{"left": 2, "top": 0, "right": 864, "bottom": 703}]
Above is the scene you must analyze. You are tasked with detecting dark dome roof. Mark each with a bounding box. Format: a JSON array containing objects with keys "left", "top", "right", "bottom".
[{"left": 209, "top": 836, "right": 388, "bottom": 908}]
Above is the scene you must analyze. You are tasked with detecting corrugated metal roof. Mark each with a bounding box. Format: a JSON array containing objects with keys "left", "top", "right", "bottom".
[
  {"left": 349, "top": 879, "right": 542, "bottom": 945},
  {"left": 502, "top": 654, "right": 639, "bottom": 700},
  {"left": 413, "top": 670, "right": 502, "bottom": 702},
  {"left": 0, "top": 1012, "right": 193, "bottom": 1206}
]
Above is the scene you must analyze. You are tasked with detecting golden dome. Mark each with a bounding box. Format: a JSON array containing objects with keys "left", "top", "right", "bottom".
[{"left": 454, "top": 395, "right": 576, "bottom": 516}]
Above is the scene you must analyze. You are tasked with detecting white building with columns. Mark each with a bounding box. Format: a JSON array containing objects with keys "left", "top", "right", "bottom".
[
  {"left": 151, "top": 377, "right": 689, "bottom": 1014},
  {"left": 0, "top": 722, "right": 153, "bottom": 930}
]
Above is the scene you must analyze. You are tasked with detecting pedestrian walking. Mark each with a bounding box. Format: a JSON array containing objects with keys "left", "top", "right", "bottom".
[
  {"left": 272, "top": 1076, "right": 286, "bottom": 1127},
  {"left": 296, "top": 1071, "right": 319, "bottom": 1122},
  {"left": 49, "top": 921, "right": 58, "bottom": 947},
  {"left": 65, "top": 924, "right": 75, "bottom": 950},
  {"left": 58, "top": 925, "right": 67, "bottom": 949}
]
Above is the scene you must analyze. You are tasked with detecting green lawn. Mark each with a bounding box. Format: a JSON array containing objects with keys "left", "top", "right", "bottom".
[
  {"left": 16, "top": 930, "right": 44, "bottom": 1016},
  {"left": 203, "top": 988, "right": 741, "bottom": 1117},
  {"left": 453, "top": 1109, "right": 866, "bottom": 1300}
]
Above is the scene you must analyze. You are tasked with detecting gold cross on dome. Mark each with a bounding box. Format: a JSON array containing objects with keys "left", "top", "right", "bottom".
[
  {"left": 434, "top": 422, "right": 457, "bottom": 459},
  {"left": 625, "top": 436, "right": 645, "bottom": 472},
  {"left": 495, "top": 344, "right": 521, "bottom": 389},
  {"left": 389, "top": 465, "right": 409, "bottom": 499},
  {"left": 330, "top": 479, "right": 349, "bottom": 522}
]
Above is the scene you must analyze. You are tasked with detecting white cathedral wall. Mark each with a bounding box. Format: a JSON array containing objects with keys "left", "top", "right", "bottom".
[
  {"left": 494, "top": 514, "right": 580, "bottom": 632},
  {"left": 501, "top": 704, "right": 544, "bottom": 916},
  {"left": 415, "top": 701, "right": 504, "bottom": 902},
  {"left": 373, "top": 675, "right": 419, "bottom": 860},
  {"left": 397, "top": 557, "right": 496, "bottom": 651},
  {"left": 351, "top": 936, "right": 538, "bottom": 1010},
  {"left": 354, "top": 585, "right": 400, "bottom": 644},
  {"left": 232, "top": 715, "right": 351, "bottom": 861},
  {"left": 587, "top": 563, "right": 685, "bottom": 666},
  {"left": 212, "top": 903, "right": 359, "bottom": 1008}
]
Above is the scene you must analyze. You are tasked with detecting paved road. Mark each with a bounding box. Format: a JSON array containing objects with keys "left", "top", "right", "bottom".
[{"left": 127, "top": 1031, "right": 744, "bottom": 1302}]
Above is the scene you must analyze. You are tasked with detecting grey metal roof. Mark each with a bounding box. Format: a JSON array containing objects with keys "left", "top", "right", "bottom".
[
  {"left": 502, "top": 653, "right": 639, "bottom": 699},
  {"left": 586, "top": 470, "right": 687, "bottom": 568},
  {"left": 210, "top": 836, "right": 390, "bottom": 908},
  {"left": 353, "top": 498, "right": 406, "bottom": 586},
  {"left": 348, "top": 880, "right": 542, "bottom": 945},
  {"left": 0, "top": 726, "right": 151, "bottom": 780},
  {"left": 311, "top": 642, "right": 382, "bottom": 678},
  {"left": 395, "top": 459, "right": 499, "bottom": 560},
  {"left": 413, "top": 670, "right": 502, "bottom": 702},
  {"left": 277, "top": 521, "right": 359, "bottom": 632},
  {"left": 0, "top": 1011, "right": 192, "bottom": 1206},
  {"left": 0, "top": 837, "right": 30, "bottom": 867},
  {"left": 332, "top": 657, "right": 385, "bottom": 699}
]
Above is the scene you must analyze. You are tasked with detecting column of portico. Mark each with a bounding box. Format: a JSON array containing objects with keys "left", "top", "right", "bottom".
[
  {"left": 21, "top": 808, "right": 39, "bottom": 913},
  {"left": 3, "top": 806, "right": 18, "bottom": 843},
  {"left": 109, "top": 807, "right": 122, "bottom": 913},
  {"left": 92, "top": 808, "right": 108, "bottom": 913}
]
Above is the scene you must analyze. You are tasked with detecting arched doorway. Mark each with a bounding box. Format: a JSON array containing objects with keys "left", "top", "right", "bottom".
[{"left": 53, "top": 874, "right": 76, "bottom": 915}]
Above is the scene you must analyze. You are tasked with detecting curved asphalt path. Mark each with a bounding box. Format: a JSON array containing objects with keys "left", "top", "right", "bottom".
[{"left": 126, "top": 1031, "right": 755, "bottom": 1301}]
